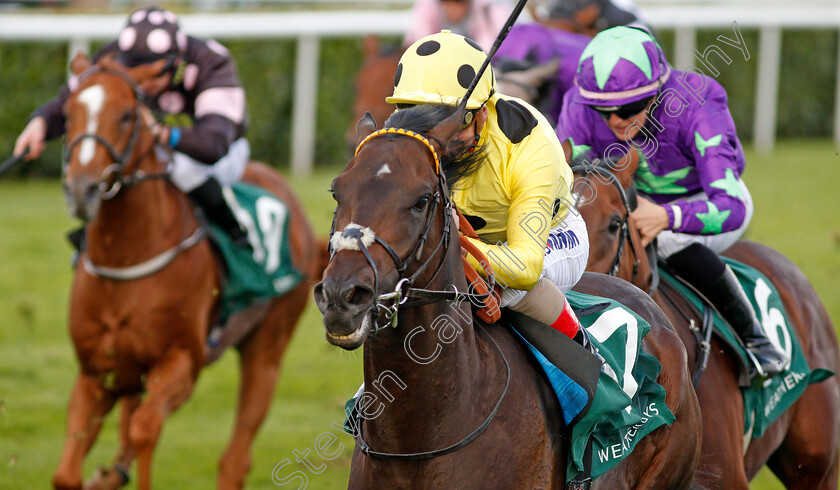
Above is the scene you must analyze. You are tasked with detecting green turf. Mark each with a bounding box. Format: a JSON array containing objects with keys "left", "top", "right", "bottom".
[{"left": 0, "top": 140, "right": 837, "bottom": 489}]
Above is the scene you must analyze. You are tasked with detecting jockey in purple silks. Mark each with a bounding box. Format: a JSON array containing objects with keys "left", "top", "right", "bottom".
[
  {"left": 557, "top": 26, "right": 788, "bottom": 378},
  {"left": 493, "top": 23, "right": 590, "bottom": 125}
]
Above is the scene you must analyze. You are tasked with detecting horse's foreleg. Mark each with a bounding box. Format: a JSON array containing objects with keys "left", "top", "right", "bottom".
[
  {"left": 129, "top": 349, "right": 195, "bottom": 490},
  {"left": 83, "top": 394, "right": 142, "bottom": 490},
  {"left": 218, "top": 292, "right": 304, "bottom": 490},
  {"left": 53, "top": 374, "right": 116, "bottom": 490}
]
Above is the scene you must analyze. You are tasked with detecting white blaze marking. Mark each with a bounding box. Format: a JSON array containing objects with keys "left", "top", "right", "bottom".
[
  {"left": 376, "top": 163, "right": 391, "bottom": 178},
  {"left": 77, "top": 85, "right": 105, "bottom": 166}
]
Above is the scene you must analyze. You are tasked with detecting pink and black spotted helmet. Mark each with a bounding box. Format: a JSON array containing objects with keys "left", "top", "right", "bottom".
[{"left": 116, "top": 6, "right": 187, "bottom": 68}]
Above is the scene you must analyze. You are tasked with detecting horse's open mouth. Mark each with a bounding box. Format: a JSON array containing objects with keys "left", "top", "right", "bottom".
[{"left": 325, "top": 312, "right": 372, "bottom": 350}]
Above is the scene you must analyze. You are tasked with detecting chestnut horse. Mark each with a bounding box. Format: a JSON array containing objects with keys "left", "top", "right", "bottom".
[
  {"left": 572, "top": 151, "right": 840, "bottom": 488},
  {"left": 315, "top": 106, "right": 701, "bottom": 488},
  {"left": 345, "top": 36, "right": 401, "bottom": 153},
  {"left": 54, "top": 55, "right": 320, "bottom": 489}
]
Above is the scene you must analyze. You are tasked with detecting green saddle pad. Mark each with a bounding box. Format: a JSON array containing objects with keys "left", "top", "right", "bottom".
[
  {"left": 564, "top": 291, "right": 675, "bottom": 481},
  {"left": 341, "top": 292, "right": 677, "bottom": 483},
  {"left": 659, "top": 257, "right": 833, "bottom": 438},
  {"left": 208, "top": 182, "right": 304, "bottom": 319}
]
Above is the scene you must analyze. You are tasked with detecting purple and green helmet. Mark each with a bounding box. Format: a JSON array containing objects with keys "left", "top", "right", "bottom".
[{"left": 575, "top": 26, "right": 670, "bottom": 107}]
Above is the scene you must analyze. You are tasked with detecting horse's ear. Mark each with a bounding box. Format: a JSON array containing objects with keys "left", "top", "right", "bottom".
[
  {"left": 561, "top": 139, "right": 572, "bottom": 164},
  {"left": 70, "top": 52, "right": 92, "bottom": 76},
  {"left": 522, "top": 57, "right": 560, "bottom": 86},
  {"left": 127, "top": 59, "right": 169, "bottom": 85},
  {"left": 427, "top": 103, "right": 467, "bottom": 155},
  {"left": 612, "top": 149, "right": 641, "bottom": 188},
  {"left": 355, "top": 112, "right": 378, "bottom": 145}
]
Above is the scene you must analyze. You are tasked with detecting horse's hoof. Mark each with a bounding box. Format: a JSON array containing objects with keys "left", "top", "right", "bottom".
[{"left": 83, "top": 466, "right": 125, "bottom": 490}]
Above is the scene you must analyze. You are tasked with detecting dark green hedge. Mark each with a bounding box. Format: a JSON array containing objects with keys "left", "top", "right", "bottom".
[
  {"left": 659, "top": 28, "right": 838, "bottom": 141},
  {"left": 0, "top": 29, "right": 835, "bottom": 177}
]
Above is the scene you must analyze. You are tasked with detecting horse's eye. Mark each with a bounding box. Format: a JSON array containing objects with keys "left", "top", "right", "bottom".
[
  {"left": 120, "top": 111, "right": 132, "bottom": 124},
  {"left": 330, "top": 189, "right": 338, "bottom": 203},
  {"left": 608, "top": 216, "right": 622, "bottom": 234},
  {"left": 412, "top": 196, "right": 430, "bottom": 212}
]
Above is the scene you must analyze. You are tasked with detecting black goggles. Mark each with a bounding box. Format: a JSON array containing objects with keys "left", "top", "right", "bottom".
[{"left": 589, "top": 96, "right": 654, "bottom": 120}]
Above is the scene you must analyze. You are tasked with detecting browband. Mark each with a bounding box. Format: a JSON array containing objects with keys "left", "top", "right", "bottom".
[{"left": 355, "top": 128, "right": 440, "bottom": 176}]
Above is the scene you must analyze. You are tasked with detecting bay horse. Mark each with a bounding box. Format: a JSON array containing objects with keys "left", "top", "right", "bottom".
[
  {"left": 55, "top": 54, "right": 321, "bottom": 489},
  {"left": 315, "top": 106, "right": 702, "bottom": 488},
  {"left": 571, "top": 148, "right": 840, "bottom": 488}
]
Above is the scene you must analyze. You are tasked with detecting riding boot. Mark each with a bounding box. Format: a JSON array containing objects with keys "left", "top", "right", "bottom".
[
  {"left": 66, "top": 226, "right": 86, "bottom": 268},
  {"left": 700, "top": 265, "right": 789, "bottom": 378},
  {"left": 666, "top": 243, "right": 788, "bottom": 378},
  {"left": 509, "top": 278, "right": 601, "bottom": 358},
  {"left": 187, "top": 178, "right": 251, "bottom": 250}
]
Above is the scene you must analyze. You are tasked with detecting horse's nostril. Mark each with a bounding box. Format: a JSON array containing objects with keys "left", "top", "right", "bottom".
[
  {"left": 85, "top": 184, "right": 99, "bottom": 199},
  {"left": 343, "top": 286, "right": 355, "bottom": 304},
  {"left": 317, "top": 279, "right": 375, "bottom": 311},
  {"left": 344, "top": 284, "right": 374, "bottom": 308}
]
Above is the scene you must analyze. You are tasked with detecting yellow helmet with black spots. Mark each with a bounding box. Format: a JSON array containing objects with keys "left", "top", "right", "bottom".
[{"left": 386, "top": 30, "right": 496, "bottom": 110}]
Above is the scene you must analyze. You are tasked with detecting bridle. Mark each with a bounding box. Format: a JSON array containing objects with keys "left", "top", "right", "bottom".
[
  {"left": 65, "top": 64, "right": 204, "bottom": 281},
  {"left": 64, "top": 65, "right": 168, "bottom": 200},
  {"left": 335, "top": 130, "right": 509, "bottom": 462},
  {"left": 572, "top": 161, "right": 643, "bottom": 285},
  {"left": 330, "top": 127, "right": 494, "bottom": 334}
]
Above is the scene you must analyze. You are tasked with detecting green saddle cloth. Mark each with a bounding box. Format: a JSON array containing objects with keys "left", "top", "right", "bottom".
[
  {"left": 208, "top": 182, "right": 304, "bottom": 320},
  {"left": 341, "top": 292, "right": 677, "bottom": 483},
  {"left": 659, "top": 257, "right": 834, "bottom": 438},
  {"left": 563, "top": 291, "right": 675, "bottom": 481}
]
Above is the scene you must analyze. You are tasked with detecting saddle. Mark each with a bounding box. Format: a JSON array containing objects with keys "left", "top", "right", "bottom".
[{"left": 654, "top": 255, "right": 832, "bottom": 440}]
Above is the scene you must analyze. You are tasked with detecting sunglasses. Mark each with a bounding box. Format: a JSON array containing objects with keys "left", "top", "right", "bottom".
[{"left": 589, "top": 96, "right": 653, "bottom": 120}]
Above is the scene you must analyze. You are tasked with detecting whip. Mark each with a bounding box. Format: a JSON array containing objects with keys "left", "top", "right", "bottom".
[
  {"left": 0, "top": 148, "right": 29, "bottom": 177},
  {"left": 458, "top": 0, "right": 530, "bottom": 110}
]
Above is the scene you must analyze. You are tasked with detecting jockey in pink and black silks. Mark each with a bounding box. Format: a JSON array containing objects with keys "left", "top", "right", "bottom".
[
  {"left": 15, "top": 6, "right": 251, "bottom": 247},
  {"left": 557, "top": 26, "right": 788, "bottom": 378}
]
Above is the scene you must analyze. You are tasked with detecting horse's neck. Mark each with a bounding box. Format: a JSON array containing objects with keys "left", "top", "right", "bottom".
[
  {"left": 86, "top": 162, "right": 191, "bottom": 264},
  {"left": 361, "top": 239, "right": 494, "bottom": 452}
]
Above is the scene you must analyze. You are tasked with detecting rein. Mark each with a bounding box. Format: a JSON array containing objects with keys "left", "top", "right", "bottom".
[
  {"left": 68, "top": 64, "right": 204, "bottom": 280},
  {"left": 334, "top": 127, "right": 509, "bottom": 460},
  {"left": 572, "top": 162, "right": 646, "bottom": 291},
  {"left": 331, "top": 128, "right": 494, "bottom": 334},
  {"left": 64, "top": 65, "right": 169, "bottom": 200},
  {"left": 352, "top": 328, "right": 511, "bottom": 460}
]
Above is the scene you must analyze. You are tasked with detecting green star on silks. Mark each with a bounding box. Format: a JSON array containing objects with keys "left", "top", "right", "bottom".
[
  {"left": 709, "top": 169, "right": 743, "bottom": 198},
  {"left": 695, "top": 131, "right": 722, "bottom": 157},
  {"left": 580, "top": 28, "right": 654, "bottom": 90},
  {"left": 696, "top": 202, "right": 732, "bottom": 234},
  {"left": 634, "top": 153, "right": 690, "bottom": 195},
  {"left": 568, "top": 138, "right": 592, "bottom": 159}
]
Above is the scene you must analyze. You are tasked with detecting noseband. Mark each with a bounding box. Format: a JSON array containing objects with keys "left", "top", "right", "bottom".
[
  {"left": 329, "top": 128, "right": 492, "bottom": 334},
  {"left": 64, "top": 66, "right": 167, "bottom": 200},
  {"left": 66, "top": 65, "right": 203, "bottom": 281}
]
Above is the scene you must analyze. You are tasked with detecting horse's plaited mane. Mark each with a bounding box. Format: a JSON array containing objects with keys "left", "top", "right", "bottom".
[{"left": 384, "top": 103, "right": 486, "bottom": 188}]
